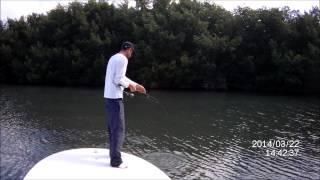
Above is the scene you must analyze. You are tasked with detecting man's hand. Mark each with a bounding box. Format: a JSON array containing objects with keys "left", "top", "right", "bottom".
[
  {"left": 135, "top": 84, "right": 146, "bottom": 94},
  {"left": 128, "top": 84, "right": 136, "bottom": 92}
]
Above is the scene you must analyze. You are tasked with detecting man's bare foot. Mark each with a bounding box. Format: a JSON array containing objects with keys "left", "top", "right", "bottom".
[{"left": 117, "top": 162, "right": 128, "bottom": 169}]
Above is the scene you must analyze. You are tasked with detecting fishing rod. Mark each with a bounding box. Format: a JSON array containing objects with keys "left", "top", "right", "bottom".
[
  {"left": 124, "top": 90, "right": 160, "bottom": 104},
  {"left": 123, "top": 90, "right": 168, "bottom": 115}
]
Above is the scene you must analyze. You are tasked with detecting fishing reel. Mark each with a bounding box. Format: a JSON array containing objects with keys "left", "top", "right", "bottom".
[{"left": 124, "top": 91, "right": 135, "bottom": 97}]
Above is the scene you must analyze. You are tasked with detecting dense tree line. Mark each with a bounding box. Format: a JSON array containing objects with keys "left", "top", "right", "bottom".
[{"left": 0, "top": 0, "right": 319, "bottom": 93}]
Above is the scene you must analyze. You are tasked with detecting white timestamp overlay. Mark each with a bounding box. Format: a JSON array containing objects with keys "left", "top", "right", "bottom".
[{"left": 251, "top": 140, "right": 300, "bottom": 157}]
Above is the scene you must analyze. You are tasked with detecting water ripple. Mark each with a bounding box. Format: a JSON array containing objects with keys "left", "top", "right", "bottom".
[{"left": 1, "top": 86, "right": 319, "bottom": 180}]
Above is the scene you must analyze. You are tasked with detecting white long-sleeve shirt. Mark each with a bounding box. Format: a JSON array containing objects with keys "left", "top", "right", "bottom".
[{"left": 104, "top": 53, "right": 137, "bottom": 99}]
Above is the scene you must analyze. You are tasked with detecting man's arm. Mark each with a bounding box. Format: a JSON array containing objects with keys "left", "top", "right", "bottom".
[
  {"left": 113, "top": 59, "right": 131, "bottom": 88},
  {"left": 135, "top": 84, "right": 146, "bottom": 94},
  {"left": 113, "top": 59, "right": 145, "bottom": 93},
  {"left": 126, "top": 77, "right": 146, "bottom": 94}
]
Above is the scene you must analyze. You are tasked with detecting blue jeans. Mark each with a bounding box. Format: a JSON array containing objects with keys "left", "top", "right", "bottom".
[{"left": 105, "top": 98, "right": 125, "bottom": 167}]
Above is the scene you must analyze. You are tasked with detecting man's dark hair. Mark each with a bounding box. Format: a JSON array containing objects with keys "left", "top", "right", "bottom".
[{"left": 121, "top": 41, "right": 134, "bottom": 51}]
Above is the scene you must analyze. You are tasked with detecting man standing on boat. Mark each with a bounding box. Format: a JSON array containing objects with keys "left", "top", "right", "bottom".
[{"left": 104, "top": 41, "right": 146, "bottom": 168}]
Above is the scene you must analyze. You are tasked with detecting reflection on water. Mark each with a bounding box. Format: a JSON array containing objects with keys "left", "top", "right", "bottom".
[{"left": 1, "top": 85, "right": 319, "bottom": 179}]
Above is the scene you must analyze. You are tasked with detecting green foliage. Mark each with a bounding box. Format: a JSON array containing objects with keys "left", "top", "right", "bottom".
[{"left": 0, "top": 0, "right": 319, "bottom": 93}]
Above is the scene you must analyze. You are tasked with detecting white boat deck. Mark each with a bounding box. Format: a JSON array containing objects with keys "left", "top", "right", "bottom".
[{"left": 24, "top": 148, "right": 170, "bottom": 180}]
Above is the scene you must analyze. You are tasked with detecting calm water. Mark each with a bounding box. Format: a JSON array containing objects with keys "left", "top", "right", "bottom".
[{"left": 1, "top": 85, "right": 319, "bottom": 180}]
